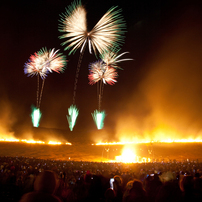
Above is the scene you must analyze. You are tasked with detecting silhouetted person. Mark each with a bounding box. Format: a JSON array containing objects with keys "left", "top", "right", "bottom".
[
  {"left": 125, "top": 179, "right": 148, "bottom": 202},
  {"left": 105, "top": 188, "right": 115, "bottom": 202},
  {"left": 19, "top": 170, "right": 62, "bottom": 202},
  {"left": 155, "top": 181, "right": 182, "bottom": 202},
  {"left": 180, "top": 175, "right": 201, "bottom": 202},
  {"left": 145, "top": 174, "right": 162, "bottom": 202},
  {"left": 113, "top": 175, "right": 124, "bottom": 202}
]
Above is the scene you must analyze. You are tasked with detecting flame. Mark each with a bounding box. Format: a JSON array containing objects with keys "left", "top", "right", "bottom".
[
  {"left": 0, "top": 138, "right": 20, "bottom": 142},
  {"left": 48, "top": 141, "right": 62, "bottom": 145},
  {"left": 0, "top": 137, "right": 71, "bottom": 145},
  {"left": 21, "top": 139, "right": 45, "bottom": 144},
  {"left": 114, "top": 145, "right": 151, "bottom": 163},
  {"left": 94, "top": 138, "right": 202, "bottom": 146},
  {"left": 116, "top": 147, "right": 136, "bottom": 163}
]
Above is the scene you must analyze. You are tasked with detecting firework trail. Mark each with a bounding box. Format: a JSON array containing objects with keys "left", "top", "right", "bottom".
[
  {"left": 59, "top": 0, "right": 126, "bottom": 130},
  {"left": 24, "top": 48, "right": 67, "bottom": 127},
  {"left": 88, "top": 49, "right": 132, "bottom": 129},
  {"left": 88, "top": 60, "right": 117, "bottom": 129}
]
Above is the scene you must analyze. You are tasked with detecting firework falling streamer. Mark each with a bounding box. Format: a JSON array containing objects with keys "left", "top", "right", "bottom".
[
  {"left": 59, "top": 0, "right": 126, "bottom": 130},
  {"left": 24, "top": 48, "right": 67, "bottom": 127}
]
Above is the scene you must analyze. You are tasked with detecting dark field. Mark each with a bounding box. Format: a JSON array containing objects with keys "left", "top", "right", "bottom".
[{"left": 1, "top": 142, "right": 202, "bottom": 162}]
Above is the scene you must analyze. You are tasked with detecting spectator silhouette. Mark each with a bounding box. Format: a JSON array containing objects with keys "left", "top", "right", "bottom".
[
  {"left": 123, "top": 180, "right": 134, "bottom": 202},
  {"left": 19, "top": 170, "right": 62, "bottom": 202},
  {"left": 113, "top": 175, "right": 123, "bottom": 202},
  {"left": 105, "top": 188, "right": 115, "bottom": 202},
  {"left": 193, "top": 174, "right": 202, "bottom": 201},
  {"left": 145, "top": 174, "right": 162, "bottom": 202},
  {"left": 180, "top": 175, "right": 202, "bottom": 202},
  {"left": 124, "top": 179, "right": 148, "bottom": 202},
  {"left": 155, "top": 181, "right": 182, "bottom": 202}
]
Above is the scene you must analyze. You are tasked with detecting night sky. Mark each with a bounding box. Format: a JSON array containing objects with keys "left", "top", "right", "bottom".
[{"left": 0, "top": 0, "right": 202, "bottom": 143}]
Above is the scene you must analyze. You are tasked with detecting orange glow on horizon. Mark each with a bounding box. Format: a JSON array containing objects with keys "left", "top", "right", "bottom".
[
  {"left": 0, "top": 137, "right": 72, "bottom": 145},
  {"left": 48, "top": 141, "right": 62, "bottom": 145},
  {"left": 93, "top": 138, "right": 202, "bottom": 145}
]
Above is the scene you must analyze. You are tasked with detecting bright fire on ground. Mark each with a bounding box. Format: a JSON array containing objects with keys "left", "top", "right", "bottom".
[
  {"left": 93, "top": 139, "right": 202, "bottom": 163},
  {"left": 0, "top": 137, "right": 72, "bottom": 145},
  {"left": 115, "top": 146, "right": 139, "bottom": 163},
  {"left": 93, "top": 138, "right": 202, "bottom": 145}
]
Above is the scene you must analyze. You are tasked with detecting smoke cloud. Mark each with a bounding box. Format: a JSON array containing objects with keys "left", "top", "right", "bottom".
[{"left": 114, "top": 6, "right": 202, "bottom": 142}]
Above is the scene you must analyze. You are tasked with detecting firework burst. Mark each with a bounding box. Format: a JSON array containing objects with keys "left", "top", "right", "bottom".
[
  {"left": 58, "top": 0, "right": 126, "bottom": 55},
  {"left": 59, "top": 0, "right": 126, "bottom": 130},
  {"left": 101, "top": 49, "right": 133, "bottom": 69},
  {"left": 88, "top": 60, "right": 118, "bottom": 85},
  {"left": 24, "top": 48, "right": 67, "bottom": 127},
  {"left": 24, "top": 48, "right": 67, "bottom": 78}
]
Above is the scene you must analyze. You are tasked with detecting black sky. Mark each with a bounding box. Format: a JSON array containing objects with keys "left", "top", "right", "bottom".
[{"left": 0, "top": 0, "right": 202, "bottom": 143}]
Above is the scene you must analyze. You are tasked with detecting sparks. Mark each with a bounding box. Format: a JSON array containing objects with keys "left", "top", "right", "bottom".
[
  {"left": 58, "top": 0, "right": 126, "bottom": 55},
  {"left": 59, "top": 1, "right": 126, "bottom": 130},
  {"left": 67, "top": 105, "right": 79, "bottom": 131},
  {"left": 24, "top": 48, "right": 67, "bottom": 126},
  {"left": 92, "top": 110, "right": 105, "bottom": 130},
  {"left": 101, "top": 49, "right": 133, "bottom": 69},
  {"left": 31, "top": 106, "right": 42, "bottom": 127},
  {"left": 24, "top": 48, "right": 67, "bottom": 78},
  {"left": 88, "top": 60, "right": 118, "bottom": 85}
]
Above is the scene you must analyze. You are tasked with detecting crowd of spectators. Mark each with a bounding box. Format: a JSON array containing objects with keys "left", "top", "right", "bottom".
[{"left": 0, "top": 156, "right": 202, "bottom": 202}]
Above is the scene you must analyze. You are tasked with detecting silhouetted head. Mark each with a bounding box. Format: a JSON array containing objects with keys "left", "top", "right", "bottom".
[{"left": 34, "top": 170, "right": 59, "bottom": 194}]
